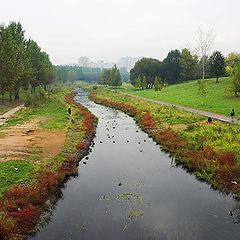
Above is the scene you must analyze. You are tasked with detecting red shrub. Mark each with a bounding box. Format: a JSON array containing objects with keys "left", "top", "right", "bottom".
[
  {"left": 218, "top": 152, "right": 236, "bottom": 166},
  {"left": 140, "top": 113, "right": 156, "bottom": 129}
]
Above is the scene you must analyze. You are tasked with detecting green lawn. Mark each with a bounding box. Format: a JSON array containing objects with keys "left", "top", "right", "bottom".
[{"left": 118, "top": 78, "right": 240, "bottom": 118}]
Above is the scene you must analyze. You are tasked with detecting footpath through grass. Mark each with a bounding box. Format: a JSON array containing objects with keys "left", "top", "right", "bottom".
[
  {"left": 90, "top": 88, "right": 240, "bottom": 200},
  {"left": 118, "top": 77, "right": 240, "bottom": 118}
]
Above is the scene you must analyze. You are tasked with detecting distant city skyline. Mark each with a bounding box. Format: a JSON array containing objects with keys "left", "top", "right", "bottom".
[
  {"left": 2, "top": 0, "right": 239, "bottom": 65},
  {"left": 75, "top": 56, "right": 140, "bottom": 72}
]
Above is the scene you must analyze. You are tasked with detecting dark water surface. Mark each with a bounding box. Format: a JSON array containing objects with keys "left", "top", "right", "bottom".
[{"left": 31, "top": 89, "right": 240, "bottom": 240}]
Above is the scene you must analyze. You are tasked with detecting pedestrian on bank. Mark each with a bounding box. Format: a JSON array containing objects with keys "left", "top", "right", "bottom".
[
  {"left": 68, "top": 106, "right": 72, "bottom": 117},
  {"left": 230, "top": 109, "right": 235, "bottom": 122}
]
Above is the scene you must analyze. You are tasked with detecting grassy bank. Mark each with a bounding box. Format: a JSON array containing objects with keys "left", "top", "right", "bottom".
[
  {"left": 90, "top": 88, "right": 240, "bottom": 200},
  {"left": 117, "top": 78, "right": 240, "bottom": 118},
  {"left": 0, "top": 89, "right": 97, "bottom": 239}
]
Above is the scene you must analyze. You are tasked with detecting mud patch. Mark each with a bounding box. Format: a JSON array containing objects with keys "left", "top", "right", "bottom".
[{"left": 0, "top": 117, "right": 66, "bottom": 162}]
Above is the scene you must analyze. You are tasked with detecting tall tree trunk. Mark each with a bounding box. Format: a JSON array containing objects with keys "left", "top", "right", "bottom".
[
  {"left": 216, "top": 75, "right": 219, "bottom": 83},
  {"left": 15, "top": 87, "right": 20, "bottom": 100},
  {"left": 202, "top": 58, "right": 205, "bottom": 80}
]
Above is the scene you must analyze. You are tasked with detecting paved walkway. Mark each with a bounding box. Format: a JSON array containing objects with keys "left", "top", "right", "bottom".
[
  {"left": 121, "top": 93, "right": 240, "bottom": 125},
  {"left": 0, "top": 104, "right": 25, "bottom": 126}
]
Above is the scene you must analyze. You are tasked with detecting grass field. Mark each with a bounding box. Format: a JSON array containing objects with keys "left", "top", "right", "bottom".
[{"left": 117, "top": 77, "right": 240, "bottom": 118}]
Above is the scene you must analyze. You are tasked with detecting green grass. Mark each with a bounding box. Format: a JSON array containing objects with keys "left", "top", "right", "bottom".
[
  {"left": 117, "top": 77, "right": 240, "bottom": 118},
  {"left": 2, "top": 92, "right": 69, "bottom": 130},
  {"left": 0, "top": 160, "right": 34, "bottom": 195},
  {"left": 0, "top": 88, "right": 86, "bottom": 195},
  {"left": 95, "top": 88, "right": 204, "bottom": 125}
]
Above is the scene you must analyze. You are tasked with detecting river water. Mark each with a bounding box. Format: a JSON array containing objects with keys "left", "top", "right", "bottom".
[{"left": 31, "top": 89, "right": 240, "bottom": 240}]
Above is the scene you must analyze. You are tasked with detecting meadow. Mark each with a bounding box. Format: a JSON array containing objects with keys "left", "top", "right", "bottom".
[{"left": 118, "top": 77, "right": 240, "bottom": 118}]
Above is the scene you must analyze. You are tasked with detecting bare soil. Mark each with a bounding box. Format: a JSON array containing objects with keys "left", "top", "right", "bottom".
[{"left": 0, "top": 117, "right": 66, "bottom": 162}]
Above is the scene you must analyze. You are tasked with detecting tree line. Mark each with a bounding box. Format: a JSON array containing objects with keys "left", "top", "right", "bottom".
[
  {"left": 130, "top": 49, "right": 240, "bottom": 97},
  {"left": 56, "top": 65, "right": 129, "bottom": 84},
  {"left": 130, "top": 49, "right": 228, "bottom": 87},
  {"left": 98, "top": 65, "right": 122, "bottom": 86},
  {"left": 0, "top": 21, "right": 55, "bottom": 100}
]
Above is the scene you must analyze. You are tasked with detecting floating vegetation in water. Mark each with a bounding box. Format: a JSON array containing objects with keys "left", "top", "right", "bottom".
[
  {"left": 127, "top": 210, "right": 144, "bottom": 220},
  {"left": 116, "top": 193, "right": 142, "bottom": 204}
]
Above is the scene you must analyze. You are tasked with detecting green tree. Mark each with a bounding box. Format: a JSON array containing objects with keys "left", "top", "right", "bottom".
[
  {"left": 179, "top": 48, "right": 198, "bottom": 81},
  {"left": 225, "top": 52, "right": 240, "bottom": 68},
  {"left": 135, "top": 75, "right": 142, "bottom": 92},
  {"left": 231, "top": 63, "right": 240, "bottom": 97},
  {"left": 161, "top": 49, "right": 181, "bottom": 84},
  {"left": 154, "top": 76, "right": 163, "bottom": 95},
  {"left": 130, "top": 58, "right": 161, "bottom": 88},
  {"left": 98, "top": 65, "right": 122, "bottom": 86},
  {"left": 209, "top": 51, "right": 225, "bottom": 83},
  {"left": 0, "top": 22, "right": 30, "bottom": 100},
  {"left": 141, "top": 76, "right": 147, "bottom": 89}
]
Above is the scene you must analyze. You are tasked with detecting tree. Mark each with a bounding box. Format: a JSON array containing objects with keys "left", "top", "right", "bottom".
[
  {"left": 197, "top": 80, "right": 207, "bottom": 105},
  {"left": 179, "top": 48, "right": 198, "bottom": 81},
  {"left": 161, "top": 49, "right": 181, "bottom": 84},
  {"left": 154, "top": 76, "right": 163, "bottom": 95},
  {"left": 0, "top": 22, "right": 30, "bottom": 100},
  {"left": 231, "top": 63, "right": 240, "bottom": 97},
  {"left": 135, "top": 75, "right": 142, "bottom": 92},
  {"left": 130, "top": 58, "right": 161, "bottom": 88},
  {"left": 209, "top": 51, "right": 225, "bottom": 83},
  {"left": 196, "top": 26, "right": 215, "bottom": 79},
  {"left": 225, "top": 52, "right": 240, "bottom": 76},
  {"left": 225, "top": 52, "right": 240, "bottom": 68},
  {"left": 98, "top": 65, "right": 122, "bottom": 86},
  {"left": 141, "top": 76, "right": 147, "bottom": 89}
]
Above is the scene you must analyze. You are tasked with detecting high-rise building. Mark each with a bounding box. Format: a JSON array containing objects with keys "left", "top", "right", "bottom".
[
  {"left": 78, "top": 56, "right": 89, "bottom": 67},
  {"left": 117, "top": 57, "right": 140, "bottom": 72}
]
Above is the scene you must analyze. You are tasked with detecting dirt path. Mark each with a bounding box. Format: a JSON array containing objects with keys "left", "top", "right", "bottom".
[
  {"left": 0, "top": 117, "right": 66, "bottom": 162},
  {"left": 0, "top": 104, "right": 25, "bottom": 126},
  {"left": 122, "top": 93, "right": 240, "bottom": 125}
]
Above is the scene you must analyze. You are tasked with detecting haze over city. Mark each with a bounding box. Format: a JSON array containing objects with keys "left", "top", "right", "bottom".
[{"left": 1, "top": 0, "right": 239, "bottom": 65}]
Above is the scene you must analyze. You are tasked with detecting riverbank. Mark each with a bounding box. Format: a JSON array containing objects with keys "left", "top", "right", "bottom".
[
  {"left": 90, "top": 88, "right": 240, "bottom": 200},
  {"left": 0, "top": 89, "right": 97, "bottom": 240}
]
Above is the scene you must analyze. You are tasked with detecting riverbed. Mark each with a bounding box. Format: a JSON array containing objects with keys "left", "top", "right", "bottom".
[{"left": 31, "top": 89, "right": 240, "bottom": 240}]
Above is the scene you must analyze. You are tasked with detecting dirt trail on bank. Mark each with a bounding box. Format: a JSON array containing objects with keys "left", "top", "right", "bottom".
[{"left": 0, "top": 117, "right": 66, "bottom": 162}]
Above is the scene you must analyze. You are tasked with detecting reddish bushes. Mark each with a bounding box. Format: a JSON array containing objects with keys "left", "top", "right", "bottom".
[
  {"left": 140, "top": 113, "right": 156, "bottom": 129},
  {"left": 218, "top": 152, "right": 236, "bottom": 166}
]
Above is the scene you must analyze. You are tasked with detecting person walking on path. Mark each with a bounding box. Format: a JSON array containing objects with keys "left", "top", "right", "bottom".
[
  {"left": 68, "top": 106, "right": 72, "bottom": 117},
  {"left": 230, "top": 109, "right": 235, "bottom": 122}
]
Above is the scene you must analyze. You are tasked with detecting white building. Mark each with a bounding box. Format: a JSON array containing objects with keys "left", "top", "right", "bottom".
[
  {"left": 117, "top": 57, "right": 140, "bottom": 72},
  {"left": 78, "top": 56, "right": 89, "bottom": 67}
]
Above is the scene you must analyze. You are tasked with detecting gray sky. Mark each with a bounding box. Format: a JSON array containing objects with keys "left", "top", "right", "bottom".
[{"left": 1, "top": 0, "right": 239, "bottom": 65}]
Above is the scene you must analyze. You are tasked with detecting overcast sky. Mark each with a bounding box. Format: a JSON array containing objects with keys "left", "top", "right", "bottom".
[{"left": 1, "top": 0, "right": 239, "bottom": 65}]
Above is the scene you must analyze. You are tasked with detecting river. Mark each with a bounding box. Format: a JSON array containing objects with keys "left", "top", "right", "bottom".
[{"left": 31, "top": 89, "right": 240, "bottom": 240}]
